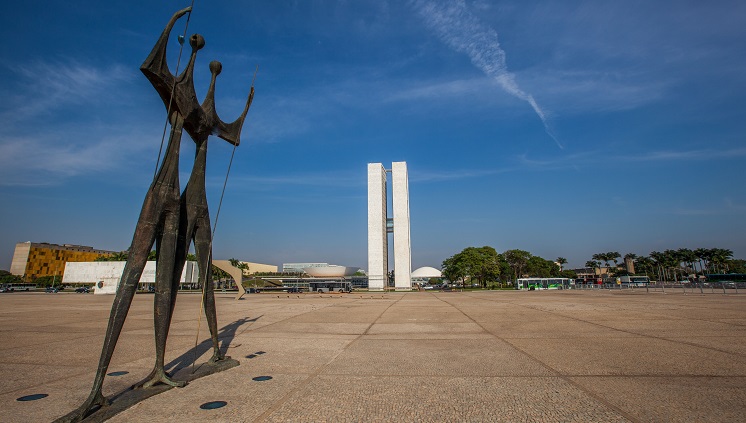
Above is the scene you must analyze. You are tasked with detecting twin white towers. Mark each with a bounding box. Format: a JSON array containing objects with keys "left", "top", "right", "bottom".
[{"left": 367, "top": 162, "right": 411, "bottom": 290}]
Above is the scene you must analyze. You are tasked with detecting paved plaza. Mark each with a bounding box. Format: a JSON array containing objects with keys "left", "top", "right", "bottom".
[{"left": 1, "top": 290, "right": 745, "bottom": 422}]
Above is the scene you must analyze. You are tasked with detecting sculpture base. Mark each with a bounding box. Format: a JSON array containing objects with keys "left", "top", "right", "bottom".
[{"left": 58, "top": 358, "right": 240, "bottom": 423}]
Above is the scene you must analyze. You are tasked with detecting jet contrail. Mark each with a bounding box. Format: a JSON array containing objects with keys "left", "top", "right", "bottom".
[{"left": 410, "top": 0, "right": 562, "bottom": 149}]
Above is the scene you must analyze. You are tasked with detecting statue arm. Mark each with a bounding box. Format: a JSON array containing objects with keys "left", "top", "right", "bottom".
[
  {"left": 140, "top": 7, "right": 192, "bottom": 101},
  {"left": 215, "top": 86, "right": 255, "bottom": 146}
]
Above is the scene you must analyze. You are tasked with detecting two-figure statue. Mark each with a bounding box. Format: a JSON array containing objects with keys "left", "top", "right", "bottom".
[{"left": 62, "top": 7, "right": 253, "bottom": 422}]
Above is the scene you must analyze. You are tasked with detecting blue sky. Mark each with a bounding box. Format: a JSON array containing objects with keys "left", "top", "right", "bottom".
[{"left": 1, "top": 0, "right": 745, "bottom": 272}]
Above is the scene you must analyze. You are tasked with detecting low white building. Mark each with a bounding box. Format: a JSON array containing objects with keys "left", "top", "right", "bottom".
[
  {"left": 411, "top": 266, "right": 442, "bottom": 282},
  {"left": 63, "top": 261, "right": 198, "bottom": 294}
]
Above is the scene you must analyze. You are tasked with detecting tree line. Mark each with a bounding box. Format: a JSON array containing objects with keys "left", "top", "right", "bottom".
[
  {"left": 441, "top": 247, "right": 575, "bottom": 287},
  {"left": 585, "top": 248, "right": 745, "bottom": 282}
]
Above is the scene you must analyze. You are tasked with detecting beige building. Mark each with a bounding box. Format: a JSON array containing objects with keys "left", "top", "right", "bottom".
[{"left": 211, "top": 260, "right": 278, "bottom": 280}]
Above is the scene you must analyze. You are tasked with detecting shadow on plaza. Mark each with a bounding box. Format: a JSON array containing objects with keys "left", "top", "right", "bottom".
[
  {"left": 164, "top": 315, "right": 262, "bottom": 375},
  {"left": 105, "top": 315, "right": 261, "bottom": 402},
  {"left": 63, "top": 317, "right": 261, "bottom": 422}
]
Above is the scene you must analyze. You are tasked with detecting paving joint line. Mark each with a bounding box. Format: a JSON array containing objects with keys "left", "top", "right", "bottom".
[
  {"left": 251, "top": 294, "right": 405, "bottom": 422},
  {"left": 436, "top": 292, "right": 642, "bottom": 423}
]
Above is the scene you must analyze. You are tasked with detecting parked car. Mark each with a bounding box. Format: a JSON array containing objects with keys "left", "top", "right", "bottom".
[
  {"left": 75, "top": 286, "right": 90, "bottom": 293},
  {"left": 45, "top": 287, "right": 59, "bottom": 293}
]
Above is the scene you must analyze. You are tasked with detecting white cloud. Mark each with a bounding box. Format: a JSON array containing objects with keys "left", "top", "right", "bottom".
[
  {"left": 0, "top": 60, "right": 134, "bottom": 126},
  {"left": 410, "top": 0, "right": 561, "bottom": 148},
  {"left": 0, "top": 127, "right": 157, "bottom": 187},
  {"left": 409, "top": 168, "right": 505, "bottom": 183},
  {"left": 617, "top": 147, "right": 746, "bottom": 162},
  {"left": 0, "top": 60, "right": 170, "bottom": 186},
  {"left": 512, "top": 146, "right": 746, "bottom": 171}
]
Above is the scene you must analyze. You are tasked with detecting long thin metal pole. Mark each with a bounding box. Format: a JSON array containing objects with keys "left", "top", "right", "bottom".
[{"left": 153, "top": 0, "right": 196, "bottom": 180}]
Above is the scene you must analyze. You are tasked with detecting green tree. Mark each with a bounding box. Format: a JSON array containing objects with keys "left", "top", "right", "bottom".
[
  {"left": 591, "top": 252, "right": 621, "bottom": 277},
  {"left": 0, "top": 271, "right": 22, "bottom": 285},
  {"left": 212, "top": 265, "right": 229, "bottom": 288},
  {"left": 556, "top": 257, "right": 567, "bottom": 272},
  {"left": 726, "top": 259, "right": 746, "bottom": 274},
  {"left": 649, "top": 251, "right": 666, "bottom": 281},
  {"left": 526, "top": 256, "right": 556, "bottom": 277},
  {"left": 95, "top": 251, "right": 128, "bottom": 262},
  {"left": 663, "top": 249, "right": 684, "bottom": 281},
  {"left": 442, "top": 251, "right": 468, "bottom": 287},
  {"left": 34, "top": 275, "right": 61, "bottom": 287},
  {"left": 559, "top": 269, "right": 578, "bottom": 279},
  {"left": 676, "top": 248, "right": 697, "bottom": 277},
  {"left": 694, "top": 248, "right": 710, "bottom": 275},
  {"left": 441, "top": 246, "right": 501, "bottom": 288},
  {"left": 634, "top": 256, "right": 654, "bottom": 277},
  {"left": 504, "top": 249, "right": 531, "bottom": 281},
  {"left": 229, "top": 258, "right": 249, "bottom": 274},
  {"left": 608, "top": 252, "right": 621, "bottom": 269},
  {"left": 710, "top": 248, "right": 733, "bottom": 273},
  {"left": 591, "top": 253, "right": 608, "bottom": 274},
  {"left": 471, "top": 246, "right": 501, "bottom": 287}
]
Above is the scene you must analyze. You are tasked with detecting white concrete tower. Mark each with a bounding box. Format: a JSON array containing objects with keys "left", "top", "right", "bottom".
[
  {"left": 391, "top": 161, "right": 412, "bottom": 290},
  {"left": 367, "top": 163, "right": 388, "bottom": 290},
  {"left": 367, "top": 161, "right": 412, "bottom": 291}
]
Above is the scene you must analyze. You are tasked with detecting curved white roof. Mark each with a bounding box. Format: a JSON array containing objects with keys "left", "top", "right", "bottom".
[
  {"left": 412, "top": 266, "right": 442, "bottom": 278},
  {"left": 303, "top": 265, "right": 359, "bottom": 277}
]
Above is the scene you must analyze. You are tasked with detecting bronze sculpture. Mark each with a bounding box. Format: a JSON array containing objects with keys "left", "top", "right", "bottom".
[{"left": 60, "top": 7, "right": 253, "bottom": 421}]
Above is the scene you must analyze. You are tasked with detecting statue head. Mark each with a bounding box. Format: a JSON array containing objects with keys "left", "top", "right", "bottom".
[{"left": 189, "top": 34, "right": 206, "bottom": 51}]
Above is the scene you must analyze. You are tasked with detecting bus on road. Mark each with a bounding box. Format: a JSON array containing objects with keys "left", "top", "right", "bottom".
[
  {"left": 516, "top": 278, "right": 573, "bottom": 290},
  {"left": 1, "top": 283, "right": 37, "bottom": 292}
]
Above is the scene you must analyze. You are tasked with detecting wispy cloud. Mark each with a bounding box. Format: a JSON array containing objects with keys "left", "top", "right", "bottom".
[
  {"left": 518, "top": 68, "right": 672, "bottom": 114},
  {"left": 0, "top": 60, "right": 161, "bottom": 186},
  {"left": 219, "top": 171, "right": 365, "bottom": 190},
  {"left": 514, "top": 146, "right": 746, "bottom": 170},
  {"left": 0, "top": 60, "right": 134, "bottom": 126},
  {"left": 410, "top": 0, "right": 562, "bottom": 148},
  {"left": 409, "top": 168, "right": 506, "bottom": 183},
  {"left": 0, "top": 126, "right": 157, "bottom": 187},
  {"left": 617, "top": 147, "right": 746, "bottom": 162},
  {"left": 385, "top": 77, "right": 489, "bottom": 103},
  {"left": 672, "top": 198, "right": 746, "bottom": 216},
  {"left": 216, "top": 166, "right": 510, "bottom": 189}
]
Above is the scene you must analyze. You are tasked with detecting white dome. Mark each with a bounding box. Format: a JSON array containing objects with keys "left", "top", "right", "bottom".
[
  {"left": 303, "top": 265, "right": 359, "bottom": 277},
  {"left": 412, "top": 266, "right": 442, "bottom": 278}
]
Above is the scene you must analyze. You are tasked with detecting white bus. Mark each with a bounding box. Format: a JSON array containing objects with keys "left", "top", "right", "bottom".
[
  {"left": 2, "top": 283, "right": 37, "bottom": 292},
  {"left": 516, "top": 278, "right": 573, "bottom": 290},
  {"left": 618, "top": 275, "right": 650, "bottom": 286}
]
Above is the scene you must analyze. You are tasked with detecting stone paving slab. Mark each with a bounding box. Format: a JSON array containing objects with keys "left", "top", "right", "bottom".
[
  {"left": 367, "top": 322, "right": 485, "bottom": 335},
  {"left": 251, "top": 322, "right": 371, "bottom": 335},
  {"left": 596, "top": 317, "right": 746, "bottom": 336},
  {"left": 264, "top": 375, "right": 629, "bottom": 422},
  {"left": 569, "top": 376, "right": 746, "bottom": 422},
  {"left": 480, "top": 319, "right": 634, "bottom": 339},
  {"left": 661, "top": 335, "right": 746, "bottom": 355},
  {"left": 324, "top": 338, "right": 554, "bottom": 377},
  {"left": 376, "top": 306, "right": 473, "bottom": 323},
  {"left": 1, "top": 290, "right": 746, "bottom": 422},
  {"left": 508, "top": 336, "right": 746, "bottom": 376}
]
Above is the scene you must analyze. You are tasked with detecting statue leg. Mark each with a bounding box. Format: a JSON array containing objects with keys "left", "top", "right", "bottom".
[
  {"left": 60, "top": 198, "right": 158, "bottom": 422},
  {"left": 193, "top": 218, "right": 224, "bottom": 363},
  {"left": 139, "top": 207, "right": 186, "bottom": 389}
]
